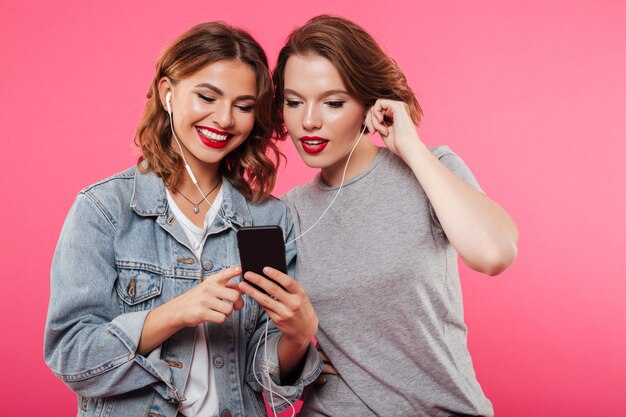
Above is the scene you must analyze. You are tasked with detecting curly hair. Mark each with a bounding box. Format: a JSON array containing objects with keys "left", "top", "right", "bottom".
[
  {"left": 273, "top": 15, "right": 423, "bottom": 139},
  {"left": 135, "top": 22, "right": 282, "bottom": 202}
]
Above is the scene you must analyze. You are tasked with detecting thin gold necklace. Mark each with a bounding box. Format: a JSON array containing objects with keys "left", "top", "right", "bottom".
[{"left": 174, "top": 178, "right": 222, "bottom": 214}]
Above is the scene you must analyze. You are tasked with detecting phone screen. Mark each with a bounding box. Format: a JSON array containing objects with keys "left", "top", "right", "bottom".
[{"left": 236, "top": 225, "right": 287, "bottom": 295}]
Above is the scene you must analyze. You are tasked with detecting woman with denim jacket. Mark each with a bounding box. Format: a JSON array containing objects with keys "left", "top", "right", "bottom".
[
  {"left": 261, "top": 16, "right": 519, "bottom": 417},
  {"left": 44, "top": 22, "right": 321, "bottom": 417}
]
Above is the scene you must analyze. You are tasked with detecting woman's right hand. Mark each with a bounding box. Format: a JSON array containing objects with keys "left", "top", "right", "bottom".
[
  {"left": 138, "top": 266, "right": 244, "bottom": 355},
  {"left": 168, "top": 266, "right": 244, "bottom": 327}
]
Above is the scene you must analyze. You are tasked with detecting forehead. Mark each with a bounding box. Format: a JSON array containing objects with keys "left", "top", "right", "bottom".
[
  {"left": 185, "top": 59, "right": 257, "bottom": 95},
  {"left": 283, "top": 54, "right": 347, "bottom": 93}
]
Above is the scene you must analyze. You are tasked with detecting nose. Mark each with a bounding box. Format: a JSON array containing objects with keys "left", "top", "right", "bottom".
[
  {"left": 212, "top": 102, "right": 235, "bottom": 129},
  {"left": 302, "top": 104, "right": 321, "bottom": 131}
]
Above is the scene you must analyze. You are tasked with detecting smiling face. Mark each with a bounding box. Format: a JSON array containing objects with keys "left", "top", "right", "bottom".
[
  {"left": 282, "top": 54, "right": 371, "bottom": 174},
  {"left": 160, "top": 59, "right": 257, "bottom": 172}
]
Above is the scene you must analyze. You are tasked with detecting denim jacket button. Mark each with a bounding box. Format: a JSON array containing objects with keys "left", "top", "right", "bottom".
[
  {"left": 202, "top": 261, "right": 213, "bottom": 271},
  {"left": 220, "top": 410, "right": 231, "bottom": 417},
  {"left": 213, "top": 355, "right": 224, "bottom": 368}
]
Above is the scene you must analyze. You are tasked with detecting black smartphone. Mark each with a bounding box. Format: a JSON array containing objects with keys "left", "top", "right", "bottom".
[{"left": 236, "top": 225, "right": 287, "bottom": 295}]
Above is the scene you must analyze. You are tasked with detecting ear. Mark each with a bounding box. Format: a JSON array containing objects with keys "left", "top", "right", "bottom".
[{"left": 158, "top": 77, "right": 173, "bottom": 110}]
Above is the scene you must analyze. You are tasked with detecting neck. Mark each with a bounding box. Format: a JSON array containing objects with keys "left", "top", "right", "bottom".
[
  {"left": 175, "top": 163, "right": 222, "bottom": 198},
  {"left": 321, "top": 137, "right": 379, "bottom": 187}
]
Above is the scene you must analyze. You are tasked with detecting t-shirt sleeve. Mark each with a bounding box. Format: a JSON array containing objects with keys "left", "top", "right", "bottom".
[
  {"left": 429, "top": 146, "right": 484, "bottom": 230},
  {"left": 433, "top": 146, "right": 483, "bottom": 193}
]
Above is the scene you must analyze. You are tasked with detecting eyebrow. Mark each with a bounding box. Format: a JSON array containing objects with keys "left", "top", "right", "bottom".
[
  {"left": 195, "top": 82, "right": 256, "bottom": 101},
  {"left": 283, "top": 88, "right": 350, "bottom": 99}
]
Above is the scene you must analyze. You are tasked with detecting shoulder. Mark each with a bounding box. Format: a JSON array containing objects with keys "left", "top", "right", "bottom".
[
  {"left": 247, "top": 194, "right": 292, "bottom": 228},
  {"left": 381, "top": 146, "right": 458, "bottom": 173},
  {"left": 248, "top": 193, "right": 288, "bottom": 213},
  {"left": 81, "top": 166, "right": 137, "bottom": 197},
  {"left": 371, "top": 148, "right": 416, "bottom": 184},
  {"left": 75, "top": 166, "right": 139, "bottom": 227},
  {"left": 280, "top": 180, "right": 318, "bottom": 209}
]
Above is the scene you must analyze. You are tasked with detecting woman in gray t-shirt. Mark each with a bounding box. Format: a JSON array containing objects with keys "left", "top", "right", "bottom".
[{"left": 251, "top": 15, "right": 517, "bottom": 417}]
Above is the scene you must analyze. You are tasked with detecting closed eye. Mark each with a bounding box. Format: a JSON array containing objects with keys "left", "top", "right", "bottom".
[
  {"left": 235, "top": 104, "right": 254, "bottom": 113},
  {"left": 285, "top": 99, "right": 302, "bottom": 108},
  {"left": 325, "top": 100, "right": 345, "bottom": 108},
  {"left": 197, "top": 93, "right": 216, "bottom": 103}
]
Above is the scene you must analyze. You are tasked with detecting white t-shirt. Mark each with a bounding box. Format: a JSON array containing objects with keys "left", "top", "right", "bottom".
[{"left": 166, "top": 186, "right": 224, "bottom": 417}]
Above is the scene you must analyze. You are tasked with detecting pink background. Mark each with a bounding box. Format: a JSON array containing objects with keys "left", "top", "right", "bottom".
[{"left": 1, "top": 1, "right": 625, "bottom": 415}]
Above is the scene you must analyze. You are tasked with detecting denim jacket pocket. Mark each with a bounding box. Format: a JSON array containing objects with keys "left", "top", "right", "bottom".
[{"left": 116, "top": 268, "right": 163, "bottom": 313}]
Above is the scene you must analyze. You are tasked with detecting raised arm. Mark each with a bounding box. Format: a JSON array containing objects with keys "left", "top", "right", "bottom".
[{"left": 366, "top": 99, "right": 518, "bottom": 275}]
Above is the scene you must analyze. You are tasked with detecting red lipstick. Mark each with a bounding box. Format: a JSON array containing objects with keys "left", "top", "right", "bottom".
[
  {"left": 196, "top": 126, "right": 233, "bottom": 149},
  {"left": 300, "top": 136, "right": 329, "bottom": 154}
]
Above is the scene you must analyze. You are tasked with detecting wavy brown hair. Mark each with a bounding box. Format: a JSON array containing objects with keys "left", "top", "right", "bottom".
[
  {"left": 135, "top": 22, "right": 282, "bottom": 202},
  {"left": 273, "top": 15, "right": 423, "bottom": 138}
]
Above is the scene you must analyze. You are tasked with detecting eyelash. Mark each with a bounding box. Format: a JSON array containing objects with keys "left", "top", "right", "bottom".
[
  {"left": 197, "top": 94, "right": 254, "bottom": 112},
  {"left": 326, "top": 100, "right": 345, "bottom": 108},
  {"left": 235, "top": 104, "right": 254, "bottom": 113},
  {"left": 284, "top": 99, "right": 345, "bottom": 108},
  {"left": 198, "top": 93, "right": 215, "bottom": 103}
]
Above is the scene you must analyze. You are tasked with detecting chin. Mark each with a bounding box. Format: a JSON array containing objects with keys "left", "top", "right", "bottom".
[{"left": 297, "top": 154, "right": 329, "bottom": 169}]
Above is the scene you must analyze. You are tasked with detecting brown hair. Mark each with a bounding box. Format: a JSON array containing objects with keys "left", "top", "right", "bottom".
[
  {"left": 273, "top": 15, "right": 423, "bottom": 138},
  {"left": 135, "top": 22, "right": 281, "bottom": 202}
]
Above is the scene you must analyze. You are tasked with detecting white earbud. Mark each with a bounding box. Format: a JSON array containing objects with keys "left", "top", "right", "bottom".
[{"left": 166, "top": 91, "right": 172, "bottom": 115}]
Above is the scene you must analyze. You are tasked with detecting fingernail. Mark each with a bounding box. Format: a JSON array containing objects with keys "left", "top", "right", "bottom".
[
  {"left": 246, "top": 273, "right": 258, "bottom": 282},
  {"left": 263, "top": 266, "right": 273, "bottom": 274},
  {"left": 234, "top": 266, "right": 241, "bottom": 272},
  {"left": 240, "top": 282, "right": 249, "bottom": 291}
]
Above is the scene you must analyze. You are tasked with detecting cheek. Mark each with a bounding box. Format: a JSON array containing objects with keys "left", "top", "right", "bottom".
[
  {"left": 237, "top": 113, "right": 255, "bottom": 135},
  {"left": 326, "top": 113, "right": 362, "bottom": 138},
  {"left": 183, "top": 98, "right": 205, "bottom": 119},
  {"left": 177, "top": 104, "right": 204, "bottom": 129}
]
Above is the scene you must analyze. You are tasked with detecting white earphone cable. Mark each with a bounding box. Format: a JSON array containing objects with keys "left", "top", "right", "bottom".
[
  {"left": 284, "top": 124, "right": 367, "bottom": 246},
  {"left": 167, "top": 101, "right": 239, "bottom": 233},
  {"left": 168, "top": 99, "right": 292, "bottom": 415},
  {"left": 251, "top": 319, "right": 297, "bottom": 417},
  {"left": 168, "top": 95, "right": 366, "bottom": 416}
]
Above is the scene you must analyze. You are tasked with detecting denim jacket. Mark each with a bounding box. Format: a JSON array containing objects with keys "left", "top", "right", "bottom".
[{"left": 44, "top": 166, "right": 322, "bottom": 417}]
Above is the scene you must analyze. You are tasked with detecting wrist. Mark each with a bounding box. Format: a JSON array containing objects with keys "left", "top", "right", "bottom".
[
  {"left": 401, "top": 138, "right": 433, "bottom": 169},
  {"left": 152, "top": 301, "right": 184, "bottom": 333},
  {"left": 280, "top": 333, "right": 311, "bottom": 352}
]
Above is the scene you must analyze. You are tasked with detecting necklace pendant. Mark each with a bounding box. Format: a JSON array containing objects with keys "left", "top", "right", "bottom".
[{"left": 193, "top": 205, "right": 200, "bottom": 214}]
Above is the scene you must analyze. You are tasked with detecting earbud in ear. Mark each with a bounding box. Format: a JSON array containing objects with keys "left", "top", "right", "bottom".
[{"left": 166, "top": 92, "right": 172, "bottom": 115}]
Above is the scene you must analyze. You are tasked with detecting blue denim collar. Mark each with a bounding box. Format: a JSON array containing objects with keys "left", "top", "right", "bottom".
[{"left": 130, "top": 167, "right": 252, "bottom": 228}]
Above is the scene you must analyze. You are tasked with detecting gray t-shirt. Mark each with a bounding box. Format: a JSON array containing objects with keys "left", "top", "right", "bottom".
[{"left": 282, "top": 147, "right": 494, "bottom": 417}]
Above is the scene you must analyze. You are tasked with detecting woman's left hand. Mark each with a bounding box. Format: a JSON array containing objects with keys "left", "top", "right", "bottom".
[
  {"left": 365, "top": 99, "right": 421, "bottom": 160},
  {"left": 239, "top": 267, "right": 318, "bottom": 346}
]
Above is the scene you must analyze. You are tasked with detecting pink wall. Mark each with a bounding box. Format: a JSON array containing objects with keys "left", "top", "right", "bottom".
[{"left": 1, "top": 1, "right": 624, "bottom": 415}]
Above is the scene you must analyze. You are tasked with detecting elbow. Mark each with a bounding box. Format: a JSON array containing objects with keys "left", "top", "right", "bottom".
[
  {"left": 465, "top": 240, "right": 518, "bottom": 276},
  {"left": 480, "top": 260, "right": 510, "bottom": 277}
]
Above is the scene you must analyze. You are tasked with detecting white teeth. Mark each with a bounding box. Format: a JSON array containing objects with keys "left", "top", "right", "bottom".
[
  {"left": 303, "top": 140, "right": 325, "bottom": 145},
  {"left": 198, "top": 127, "right": 228, "bottom": 141}
]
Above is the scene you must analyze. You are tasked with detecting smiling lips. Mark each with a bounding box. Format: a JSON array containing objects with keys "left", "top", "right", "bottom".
[
  {"left": 300, "top": 136, "right": 329, "bottom": 154},
  {"left": 196, "top": 126, "right": 234, "bottom": 149}
]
